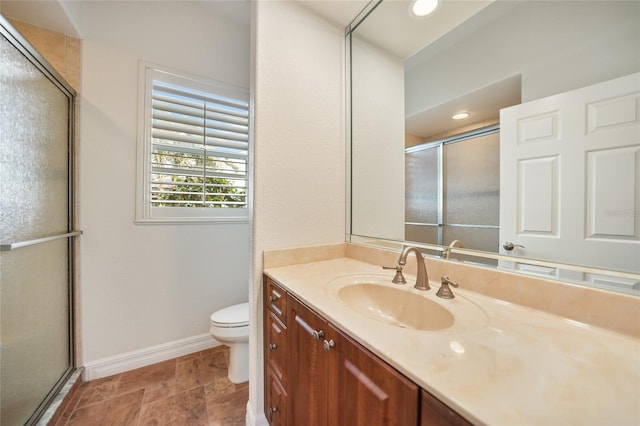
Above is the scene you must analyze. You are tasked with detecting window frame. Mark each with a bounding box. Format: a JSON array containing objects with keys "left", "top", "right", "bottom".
[{"left": 135, "top": 62, "right": 249, "bottom": 224}]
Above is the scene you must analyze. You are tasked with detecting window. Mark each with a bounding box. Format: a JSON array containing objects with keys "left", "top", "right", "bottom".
[{"left": 136, "top": 64, "right": 249, "bottom": 223}]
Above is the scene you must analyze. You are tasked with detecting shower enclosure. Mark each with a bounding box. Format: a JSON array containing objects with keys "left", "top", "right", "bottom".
[
  {"left": 0, "top": 16, "right": 79, "bottom": 425},
  {"left": 405, "top": 125, "right": 500, "bottom": 254}
]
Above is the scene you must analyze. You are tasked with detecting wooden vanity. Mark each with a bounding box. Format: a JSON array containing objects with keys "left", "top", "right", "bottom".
[
  {"left": 261, "top": 247, "right": 639, "bottom": 426},
  {"left": 264, "top": 275, "right": 471, "bottom": 425}
]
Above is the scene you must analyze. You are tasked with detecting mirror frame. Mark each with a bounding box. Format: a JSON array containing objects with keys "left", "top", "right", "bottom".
[{"left": 344, "top": 0, "right": 640, "bottom": 295}]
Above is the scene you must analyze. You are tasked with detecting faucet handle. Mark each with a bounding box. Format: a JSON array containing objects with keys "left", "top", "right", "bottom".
[
  {"left": 441, "top": 275, "right": 458, "bottom": 287},
  {"left": 382, "top": 265, "right": 407, "bottom": 284},
  {"left": 436, "top": 275, "right": 459, "bottom": 299}
]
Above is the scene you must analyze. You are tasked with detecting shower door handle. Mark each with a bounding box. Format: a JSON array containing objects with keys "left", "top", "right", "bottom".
[{"left": 0, "top": 230, "right": 83, "bottom": 251}]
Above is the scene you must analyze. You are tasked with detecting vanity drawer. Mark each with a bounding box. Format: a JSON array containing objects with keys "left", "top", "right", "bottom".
[
  {"left": 265, "top": 277, "right": 287, "bottom": 322},
  {"left": 265, "top": 310, "right": 287, "bottom": 387},
  {"left": 265, "top": 366, "right": 288, "bottom": 426}
]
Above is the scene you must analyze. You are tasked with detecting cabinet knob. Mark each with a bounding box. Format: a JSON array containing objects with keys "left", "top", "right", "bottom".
[
  {"left": 269, "top": 343, "right": 277, "bottom": 350},
  {"left": 323, "top": 339, "right": 335, "bottom": 352},
  {"left": 269, "top": 406, "right": 278, "bottom": 415},
  {"left": 312, "top": 329, "right": 325, "bottom": 340},
  {"left": 268, "top": 294, "right": 280, "bottom": 303}
]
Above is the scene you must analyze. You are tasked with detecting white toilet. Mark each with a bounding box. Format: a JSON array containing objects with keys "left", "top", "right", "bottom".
[{"left": 209, "top": 302, "right": 250, "bottom": 383}]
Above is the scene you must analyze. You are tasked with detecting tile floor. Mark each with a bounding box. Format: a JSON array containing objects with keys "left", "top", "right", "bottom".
[{"left": 54, "top": 346, "right": 248, "bottom": 425}]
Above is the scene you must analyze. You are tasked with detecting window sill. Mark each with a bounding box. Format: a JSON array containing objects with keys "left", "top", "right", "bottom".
[{"left": 134, "top": 216, "right": 249, "bottom": 225}]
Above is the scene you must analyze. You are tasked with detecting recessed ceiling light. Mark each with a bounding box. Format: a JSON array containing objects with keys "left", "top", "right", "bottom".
[
  {"left": 452, "top": 112, "right": 470, "bottom": 120},
  {"left": 410, "top": 0, "right": 439, "bottom": 17}
]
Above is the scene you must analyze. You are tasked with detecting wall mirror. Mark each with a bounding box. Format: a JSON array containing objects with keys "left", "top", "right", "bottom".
[{"left": 347, "top": 0, "right": 640, "bottom": 295}]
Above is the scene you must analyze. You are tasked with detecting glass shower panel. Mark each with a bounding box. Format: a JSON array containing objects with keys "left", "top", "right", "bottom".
[
  {"left": 443, "top": 133, "right": 499, "bottom": 226},
  {"left": 0, "top": 241, "right": 70, "bottom": 425},
  {"left": 405, "top": 223, "right": 439, "bottom": 245},
  {"left": 0, "top": 35, "right": 70, "bottom": 240},
  {"left": 0, "top": 32, "right": 71, "bottom": 425},
  {"left": 443, "top": 226, "right": 499, "bottom": 255},
  {"left": 405, "top": 146, "right": 438, "bottom": 223}
]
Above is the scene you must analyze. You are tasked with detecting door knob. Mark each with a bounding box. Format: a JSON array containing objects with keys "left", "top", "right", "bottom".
[{"left": 503, "top": 242, "right": 525, "bottom": 251}]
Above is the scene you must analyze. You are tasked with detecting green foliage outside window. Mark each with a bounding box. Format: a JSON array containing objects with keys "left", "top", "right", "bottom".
[{"left": 151, "top": 150, "right": 246, "bottom": 208}]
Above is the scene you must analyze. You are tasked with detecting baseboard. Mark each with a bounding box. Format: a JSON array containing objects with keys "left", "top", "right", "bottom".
[
  {"left": 246, "top": 400, "right": 269, "bottom": 426},
  {"left": 83, "top": 333, "right": 220, "bottom": 381}
]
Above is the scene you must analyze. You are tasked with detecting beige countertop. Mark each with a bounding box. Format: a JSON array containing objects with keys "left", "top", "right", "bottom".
[{"left": 264, "top": 257, "right": 640, "bottom": 426}]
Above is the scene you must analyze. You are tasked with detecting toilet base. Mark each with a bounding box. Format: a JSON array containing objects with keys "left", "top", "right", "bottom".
[{"left": 227, "top": 342, "right": 249, "bottom": 384}]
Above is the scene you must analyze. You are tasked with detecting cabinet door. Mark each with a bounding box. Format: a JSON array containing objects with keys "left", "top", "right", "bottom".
[
  {"left": 327, "top": 324, "right": 419, "bottom": 426},
  {"left": 288, "top": 296, "right": 329, "bottom": 426},
  {"left": 420, "top": 389, "right": 472, "bottom": 426}
]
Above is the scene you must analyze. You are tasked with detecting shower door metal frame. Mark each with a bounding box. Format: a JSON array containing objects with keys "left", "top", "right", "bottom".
[{"left": 0, "top": 15, "right": 80, "bottom": 425}]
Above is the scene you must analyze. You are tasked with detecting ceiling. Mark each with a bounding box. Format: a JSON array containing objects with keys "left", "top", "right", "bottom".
[
  {"left": 298, "top": 0, "right": 369, "bottom": 29},
  {"left": 345, "top": 0, "right": 493, "bottom": 60},
  {"left": 0, "top": 0, "right": 490, "bottom": 58},
  {"left": 1, "top": 0, "right": 510, "bottom": 139},
  {"left": 405, "top": 75, "right": 521, "bottom": 139},
  {"left": 0, "top": 0, "right": 364, "bottom": 39},
  {"left": 1, "top": 0, "right": 81, "bottom": 37}
]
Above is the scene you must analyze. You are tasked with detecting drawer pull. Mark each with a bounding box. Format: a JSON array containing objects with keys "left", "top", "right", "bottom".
[
  {"left": 268, "top": 294, "right": 280, "bottom": 303},
  {"left": 312, "top": 329, "right": 325, "bottom": 340},
  {"left": 269, "top": 343, "right": 278, "bottom": 350}
]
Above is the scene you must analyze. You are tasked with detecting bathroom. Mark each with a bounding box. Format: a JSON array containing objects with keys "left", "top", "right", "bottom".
[{"left": 0, "top": 0, "right": 638, "bottom": 425}]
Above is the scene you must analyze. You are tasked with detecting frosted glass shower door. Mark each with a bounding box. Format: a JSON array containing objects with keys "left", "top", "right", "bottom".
[
  {"left": 0, "top": 29, "right": 74, "bottom": 425},
  {"left": 405, "top": 128, "right": 500, "bottom": 254}
]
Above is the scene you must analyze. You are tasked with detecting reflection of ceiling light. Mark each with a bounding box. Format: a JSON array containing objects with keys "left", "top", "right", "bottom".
[
  {"left": 452, "top": 111, "right": 470, "bottom": 120},
  {"left": 410, "top": 0, "right": 439, "bottom": 17},
  {"left": 449, "top": 341, "right": 466, "bottom": 355}
]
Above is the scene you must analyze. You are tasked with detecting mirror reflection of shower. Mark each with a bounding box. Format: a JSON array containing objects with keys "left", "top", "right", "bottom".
[{"left": 405, "top": 124, "right": 500, "bottom": 263}]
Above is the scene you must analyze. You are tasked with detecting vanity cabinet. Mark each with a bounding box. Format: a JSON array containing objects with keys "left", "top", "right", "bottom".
[
  {"left": 264, "top": 276, "right": 470, "bottom": 426},
  {"left": 327, "top": 323, "right": 419, "bottom": 425},
  {"left": 420, "top": 390, "right": 472, "bottom": 426},
  {"left": 264, "top": 277, "right": 288, "bottom": 425}
]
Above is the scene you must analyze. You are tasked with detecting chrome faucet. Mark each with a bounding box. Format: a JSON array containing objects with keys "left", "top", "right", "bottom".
[{"left": 398, "top": 246, "right": 430, "bottom": 290}]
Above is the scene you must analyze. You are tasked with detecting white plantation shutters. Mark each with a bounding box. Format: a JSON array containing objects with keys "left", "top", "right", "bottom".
[{"left": 137, "top": 66, "right": 249, "bottom": 222}]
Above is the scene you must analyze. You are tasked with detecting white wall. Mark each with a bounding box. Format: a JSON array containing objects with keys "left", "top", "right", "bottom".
[
  {"left": 405, "top": 1, "right": 640, "bottom": 116},
  {"left": 76, "top": 1, "right": 251, "bottom": 364},
  {"left": 350, "top": 35, "right": 405, "bottom": 240},
  {"left": 248, "top": 1, "right": 345, "bottom": 422}
]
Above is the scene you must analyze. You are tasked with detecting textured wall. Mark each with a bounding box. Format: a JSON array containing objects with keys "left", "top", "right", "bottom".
[{"left": 249, "top": 1, "right": 346, "bottom": 422}]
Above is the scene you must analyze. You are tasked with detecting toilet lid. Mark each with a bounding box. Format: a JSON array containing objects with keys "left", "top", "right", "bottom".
[{"left": 210, "top": 302, "right": 249, "bottom": 327}]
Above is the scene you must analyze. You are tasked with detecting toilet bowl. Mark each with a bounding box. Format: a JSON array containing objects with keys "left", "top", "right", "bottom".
[{"left": 209, "top": 302, "right": 249, "bottom": 384}]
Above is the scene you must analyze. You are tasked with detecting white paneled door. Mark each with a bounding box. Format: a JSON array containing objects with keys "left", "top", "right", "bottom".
[{"left": 500, "top": 73, "right": 640, "bottom": 275}]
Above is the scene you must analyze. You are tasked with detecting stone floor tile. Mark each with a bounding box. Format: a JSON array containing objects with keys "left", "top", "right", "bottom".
[{"left": 138, "top": 386, "right": 208, "bottom": 426}]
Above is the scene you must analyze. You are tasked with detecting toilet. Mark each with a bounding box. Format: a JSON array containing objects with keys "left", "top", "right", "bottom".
[{"left": 209, "top": 302, "right": 250, "bottom": 383}]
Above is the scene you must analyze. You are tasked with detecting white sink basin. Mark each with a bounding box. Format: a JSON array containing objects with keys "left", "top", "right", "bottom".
[
  {"left": 337, "top": 283, "right": 454, "bottom": 331},
  {"left": 325, "top": 274, "right": 488, "bottom": 333}
]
